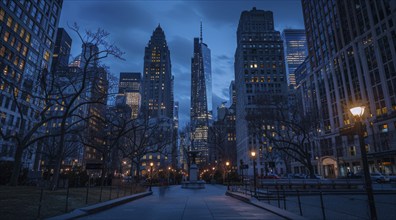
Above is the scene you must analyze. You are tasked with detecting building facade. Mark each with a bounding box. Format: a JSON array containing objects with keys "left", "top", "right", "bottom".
[
  {"left": 0, "top": 0, "right": 63, "bottom": 168},
  {"left": 140, "top": 25, "right": 174, "bottom": 173},
  {"left": 190, "top": 25, "right": 212, "bottom": 166},
  {"left": 235, "top": 7, "right": 288, "bottom": 176},
  {"left": 281, "top": 29, "right": 307, "bottom": 88},
  {"left": 118, "top": 72, "right": 141, "bottom": 119},
  {"left": 51, "top": 27, "right": 71, "bottom": 73},
  {"left": 300, "top": 0, "right": 396, "bottom": 177},
  {"left": 141, "top": 25, "right": 173, "bottom": 120}
]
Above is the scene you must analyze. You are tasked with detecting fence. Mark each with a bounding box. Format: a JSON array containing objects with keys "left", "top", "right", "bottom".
[
  {"left": 230, "top": 179, "right": 396, "bottom": 220},
  {"left": 0, "top": 179, "right": 146, "bottom": 220}
]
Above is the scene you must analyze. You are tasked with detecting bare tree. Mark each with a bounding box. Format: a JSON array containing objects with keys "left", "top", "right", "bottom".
[
  {"left": 48, "top": 24, "right": 124, "bottom": 189},
  {"left": 0, "top": 23, "right": 124, "bottom": 187},
  {"left": 247, "top": 95, "right": 318, "bottom": 178},
  {"left": 119, "top": 115, "right": 173, "bottom": 182},
  {"left": 207, "top": 119, "right": 228, "bottom": 163}
]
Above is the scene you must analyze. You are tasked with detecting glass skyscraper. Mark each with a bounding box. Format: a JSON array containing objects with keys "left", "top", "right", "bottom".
[
  {"left": 190, "top": 25, "right": 212, "bottom": 165},
  {"left": 118, "top": 72, "right": 141, "bottom": 119},
  {"left": 0, "top": 0, "right": 63, "bottom": 167},
  {"left": 281, "top": 29, "right": 307, "bottom": 88}
]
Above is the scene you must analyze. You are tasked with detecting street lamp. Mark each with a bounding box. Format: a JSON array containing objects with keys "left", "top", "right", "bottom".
[
  {"left": 251, "top": 151, "right": 257, "bottom": 197},
  {"left": 168, "top": 166, "right": 171, "bottom": 185},
  {"left": 350, "top": 106, "right": 377, "bottom": 220},
  {"left": 226, "top": 161, "right": 230, "bottom": 190},
  {"left": 149, "top": 162, "right": 154, "bottom": 192}
]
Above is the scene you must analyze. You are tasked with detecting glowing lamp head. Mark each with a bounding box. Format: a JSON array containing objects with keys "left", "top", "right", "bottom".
[
  {"left": 350, "top": 106, "right": 365, "bottom": 117},
  {"left": 226, "top": 161, "right": 230, "bottom": 166},
  {"left": 251, "top": 151, "right": 256, "bottom": 157},
  {"left": 150, "top": 162, "right": 154, "bottom": 167}
]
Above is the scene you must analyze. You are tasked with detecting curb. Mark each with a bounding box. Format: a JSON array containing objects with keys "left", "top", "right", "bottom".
[
  {"left": 47, "top": 191, "right": 153, "bottom": 220},
  {"left": 226, "top": 191, "right": 307, "bottom": 220}
]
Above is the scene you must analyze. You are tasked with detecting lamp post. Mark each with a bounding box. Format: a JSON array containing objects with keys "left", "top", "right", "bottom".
[
  {"left": 149, "top": 162, "right": 154, "bottom": 192},
  {"left": 350, "top": 106, "right": 377, "bottom": 220},
  {"left": 212, "top": 167, "right": 215, "bottom": 184},
  {"left": 168, "top": 166, "right": 171, "bottom": 185},
  {"left": 251, "top": 151, "right": 257, "bottom": 197},
  {"left": 226, "top": 161, "right": 230, "bottom": 190}
]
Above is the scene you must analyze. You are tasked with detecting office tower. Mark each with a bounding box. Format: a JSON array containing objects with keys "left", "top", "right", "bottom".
[
  {"left": 51, "top": 28, "right": 72, "bottom": 73},
  {"left": 281, "top": 29, "right": 307, "bottom": 88},
  {"left": 172, "top": 101, "right": 179, "bottom": 168},
  {"left": 229, "top": 80, "right": 236, "bottom": 108},
  {"left": 141, "top": 25, "right": 173, "bottom": 119},
  {"left": 300, "top": 0, "right": 396, "bottom": 177},
  {"left": 190, "top": 23, "right": 212, "bottom": 165},
  {"left": 209, "top": 103, "right": 236, "bottom": 165},
  {"left": 140, "top": 25, "right": 174, "bottom": 173},
  {"left": 234, "top": 7, "right": 288, "bottom": 175},
  {"left": 0, "top": 0, "right": 63, "bottom": 167},
  {"left": 118, "top": 72, "right": 141, "bottom": 119}
]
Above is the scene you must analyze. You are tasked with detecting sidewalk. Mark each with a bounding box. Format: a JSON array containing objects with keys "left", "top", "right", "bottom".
[{"left": 75, "top": 184, "right": 289, "bottom": 220}]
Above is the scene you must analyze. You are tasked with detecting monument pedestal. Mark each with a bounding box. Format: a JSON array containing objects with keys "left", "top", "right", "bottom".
[{"left": 181, "top": 164, "right": 205, "bottom": 189}]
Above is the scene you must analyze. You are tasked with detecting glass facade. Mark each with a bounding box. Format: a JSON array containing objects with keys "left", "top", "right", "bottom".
[
  {"left": 190, "top": 34, "right": 212, "bottom": 165},
  {"left": 118, "top": 72, "right": 141, "bottom": 119},
  {"left": 282, "top": 29, "right": 307, "bottom": 88},
  {"left": 300, "top": 0, "right": 396, "bottom": 177},
  {"left": 0, "top": 0, "right": 63, "bottom": 166}
]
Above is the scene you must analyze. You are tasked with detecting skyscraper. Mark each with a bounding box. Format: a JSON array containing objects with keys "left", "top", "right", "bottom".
[
  {"left": 140, "top": 25, "right": 174, "bottom": 172},
  {"left": 300, "top": 0, "right": 396, "bottom": 177},
  {"left": 234, "top": 7, "right": 288, "bottom": 175},
  {"left": 229, "top": 80, "right": 236, "bottom": 108},
  {"left": 118, "top": 72, "right": 141, "bottom": 119},
  {"left": 141, "top": 25, "right": 173, "bottom": 120},
  {"left": 0, "top": 0, "right": 63, "bottom": 167},
  {"left": 190, "top": 23, "right": 212, "bottom": 165},
  {"left": 281, "top": 29, "right": 307, "bottom": 88},
  {"left": 51, "top": 28, "right": 72, "bottom": 73}
]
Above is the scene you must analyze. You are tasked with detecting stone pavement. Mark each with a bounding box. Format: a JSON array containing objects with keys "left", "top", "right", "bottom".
[{"left": 77, "top": 184, "right": 286, "bottom": 220}]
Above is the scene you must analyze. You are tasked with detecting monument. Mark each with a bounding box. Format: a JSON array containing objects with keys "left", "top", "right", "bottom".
[{"left": 181, "top": 151, "right": 205, "bottom": 189}]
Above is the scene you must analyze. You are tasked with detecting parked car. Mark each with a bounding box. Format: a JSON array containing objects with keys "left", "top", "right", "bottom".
[{"left": 370, "top": 173, "right": 390, "bottom": 183}]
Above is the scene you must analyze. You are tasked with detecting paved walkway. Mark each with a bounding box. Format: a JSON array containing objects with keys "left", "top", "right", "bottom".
[{"left": 78, "top": 185, "right": 284, "bottom": 220}]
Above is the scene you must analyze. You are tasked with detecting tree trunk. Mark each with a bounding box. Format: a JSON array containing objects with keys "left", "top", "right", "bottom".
[
  {"left": 33, "top": 141, "right": 43, "bottom": 171},
  {"left": 49, "top": 122, "right": 66, "bottom": 190},
  {"left": 306, "top": 157, "right": 315, "bottom": 178},
  {"left": 9, "top": 144, "right": 24, "bottom": 186},
  {"left": 100, "top": 154, "right": 107, "bottom": 187},
  {"left": 135, "top": 162, "right": 141, "bottom": 183}
]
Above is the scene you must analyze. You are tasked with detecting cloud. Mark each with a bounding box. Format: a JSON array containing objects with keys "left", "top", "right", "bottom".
[
  {"left": 59, "top": 0, "right": 305, "bottom": 128},
  {"left": 168, "top": 35, "right": 193, "bottom": 68},
  {"left": 76, "top": 2, "right": 156, "bottom": 31}
]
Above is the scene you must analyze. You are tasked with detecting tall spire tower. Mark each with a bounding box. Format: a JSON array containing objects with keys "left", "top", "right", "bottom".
[
  {"left": 190, "top": 23, "right": 212, "bottom": 165},
  {"left": 200, "top": 21, "right": 203, "bottom": 43}
]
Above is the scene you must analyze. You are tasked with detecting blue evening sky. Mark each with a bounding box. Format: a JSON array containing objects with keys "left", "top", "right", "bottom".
[{"left": 59, "top": 0, "right": 304, "bottom": 128}]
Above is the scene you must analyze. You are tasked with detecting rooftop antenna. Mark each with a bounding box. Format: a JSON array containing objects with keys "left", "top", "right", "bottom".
[{"left": 200, "top": 21, "right": 203, "bottom": 43}]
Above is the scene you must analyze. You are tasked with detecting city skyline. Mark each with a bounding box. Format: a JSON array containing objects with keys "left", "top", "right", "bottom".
[{"left": 58, "top": 0, "right": 304, "bottom": 127}]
